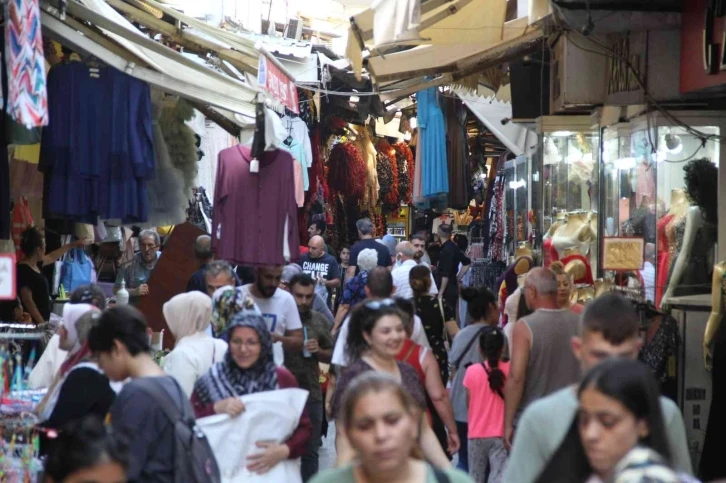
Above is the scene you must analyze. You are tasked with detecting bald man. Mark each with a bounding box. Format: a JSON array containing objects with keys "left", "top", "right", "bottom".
[
  {"left": 299, "top": 235, "right": 341, "bottom": 307},
  {"left": 391, "top": 241, "right": 438, "bottom": 299},
  {"left": 185, "top": 235, "right": 214, "bottom": 293},
  {"left": 503, "top": 267, "right": 581, "bottom": 449}
]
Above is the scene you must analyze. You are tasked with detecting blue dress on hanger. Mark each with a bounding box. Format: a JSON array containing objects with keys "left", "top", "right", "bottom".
[{"left": 417, "top": 87, "right": 448, "bottom": 198}]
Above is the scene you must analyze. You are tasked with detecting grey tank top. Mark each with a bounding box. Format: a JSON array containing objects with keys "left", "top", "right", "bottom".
[{"left": 516, "top": 309, "right": 581, "bottom": 424}]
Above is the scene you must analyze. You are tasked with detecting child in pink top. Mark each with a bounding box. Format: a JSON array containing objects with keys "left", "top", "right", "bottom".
[{"left": 463, "top": 327, "right": 509, "bottom": 483}]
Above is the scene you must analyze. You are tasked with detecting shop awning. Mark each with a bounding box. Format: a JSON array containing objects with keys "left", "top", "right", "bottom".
[
  {"left": 366, "top": 23, "right": 544, "bottom": 84},
  {"left": 350, "top": 0, "right": 506, "bottom": 49},
  {"left": 41, "top": 0, "right": 261, "bottom": 126},
  {"left": 456, "top": 88, "right": 537, "bottom": 156}
]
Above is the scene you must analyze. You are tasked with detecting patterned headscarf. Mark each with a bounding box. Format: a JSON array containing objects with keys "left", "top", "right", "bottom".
[
  {"left": 211, "top": 285, "right": 259, "bottom": 336},
  {"left": 193, "top": 313, "right": 278, "bottom": 404}
]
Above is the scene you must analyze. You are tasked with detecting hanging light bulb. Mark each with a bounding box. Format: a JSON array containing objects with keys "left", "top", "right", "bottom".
[{"left": 665, "top": 133, "right": 683, "bottom": 154}]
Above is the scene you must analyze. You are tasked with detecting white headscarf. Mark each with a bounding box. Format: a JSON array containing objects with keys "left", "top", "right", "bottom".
[
  {"left": 163, "top": 292, "right": 213, "bottom": 342},
  {"left": 61, "top": 303, "right": 97, "bottom": 354}
]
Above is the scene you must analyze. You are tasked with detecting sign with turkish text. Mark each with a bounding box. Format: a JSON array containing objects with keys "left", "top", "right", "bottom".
[
  {"left": 681, "top": 0, "right": 726, "bottom": 92},
  {"left": 0, "top": 254, "right": 16, "bottom": 300},
  {"left": 257, "top": 55, "right": 299, "bottom": 114},
  {"left": 602, "top": 237, "right": 645, "bottom": 271}
]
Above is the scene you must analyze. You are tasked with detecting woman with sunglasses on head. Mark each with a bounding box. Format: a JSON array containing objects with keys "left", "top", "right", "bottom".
[
  {"left": 313, "top": 372, "right": 472, "bottom": 483},
  {"left": 536, "top": 359, "right": 698, "bottom": 483},
  {"left": 330, "top": 299, "right": 452, "bottom": 469}
]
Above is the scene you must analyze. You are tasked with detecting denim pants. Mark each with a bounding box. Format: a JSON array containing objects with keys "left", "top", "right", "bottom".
[
  {"left": 302, "top": 400, "right": 323, "bottom": 482},
  {"left": 456, "top": 421, "right": 469, "bottom": 472}
]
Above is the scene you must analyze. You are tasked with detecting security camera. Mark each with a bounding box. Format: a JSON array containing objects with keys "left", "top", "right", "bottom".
[{"left": 501, "top": 117, "right": 511, "bottom": 125}]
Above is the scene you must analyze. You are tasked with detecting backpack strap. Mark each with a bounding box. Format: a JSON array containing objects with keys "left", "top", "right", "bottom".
[
  {"left": 432, "top": 467, "right": 451, "bottom": 483},
  {"left": 453, "top": 326, "right": 487, "bottom": 369},
  {"left": 134, "top": 377, "right": 187, "bottom": 423}
]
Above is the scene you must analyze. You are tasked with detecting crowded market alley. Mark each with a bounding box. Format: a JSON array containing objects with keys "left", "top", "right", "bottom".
[{"left": 0, "top": 0, "right": 723, "bottom": 482}]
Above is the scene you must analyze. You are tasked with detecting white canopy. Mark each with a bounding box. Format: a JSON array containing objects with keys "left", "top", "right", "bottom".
[{"left": 42, "top": 0, "right": 260, "bottom": 126}]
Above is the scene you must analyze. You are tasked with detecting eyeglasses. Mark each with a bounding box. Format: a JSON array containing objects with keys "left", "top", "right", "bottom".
[{"left": 363, "top": 298, "right": 396, "bottom": 310}]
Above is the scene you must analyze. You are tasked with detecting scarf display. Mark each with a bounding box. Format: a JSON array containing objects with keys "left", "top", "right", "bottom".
[
  {"left": 4, "top": 0, "right": 48, "bottom": 129},
  {"left": 163, "top": 291, "right": 213, "bottom": 341},
  {"left": 193, "top": 313, "right": 278, "bottom": 405}
]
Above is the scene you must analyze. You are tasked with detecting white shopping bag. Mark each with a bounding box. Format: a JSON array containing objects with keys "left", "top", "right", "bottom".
[{"left": 197, "top": 388, "right": 309, "bottom": 483}]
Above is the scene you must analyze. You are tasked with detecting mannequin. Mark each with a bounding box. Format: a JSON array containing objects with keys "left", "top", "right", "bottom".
[
  {"left": 700, "top": 261, "right": 726, "bottom": 480},
  {"left": 661, "top": 160, "right": 718, "bottom": 308},
  {"left": 654, "top": 193, "right": 686, "bottom": 307},
  {"left": 551, "top": 211, "right": 597, "bottom": 258},
  {"left": 515, "top": 242, "right": 533, "bottom": 260},
  {"left": 560, "top": 246, "right": 595, "bottom": 286},
  {"left": 542, "top": 211, "right": 567, "bottom": 266}
]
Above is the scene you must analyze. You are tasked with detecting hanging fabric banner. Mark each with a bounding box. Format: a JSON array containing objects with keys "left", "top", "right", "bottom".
[{"left": 257, "top": 55, "right": 299, "bottom": 114}]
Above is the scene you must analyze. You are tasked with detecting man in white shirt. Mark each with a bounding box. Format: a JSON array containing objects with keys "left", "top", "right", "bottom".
[
  {"left": 238, "top": 266, "right": 303, "bottom": 350},
  {"left": 331, "top": 267, "right": 430, "bottom": 368},
  {"left": 391, "top": 241, "right": 438, "bottom": 299}
]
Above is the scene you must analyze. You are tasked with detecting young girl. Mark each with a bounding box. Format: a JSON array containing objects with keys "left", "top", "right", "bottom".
[{"left": 463, "top": 328, "right": 509, "bottom": 483}]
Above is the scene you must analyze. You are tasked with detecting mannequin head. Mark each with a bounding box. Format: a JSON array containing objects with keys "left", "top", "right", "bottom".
[{"left": 684, "top": 158, "right": 718, "bottom": 225}]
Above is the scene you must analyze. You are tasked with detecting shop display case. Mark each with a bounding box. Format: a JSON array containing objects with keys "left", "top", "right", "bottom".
[
  {"left": 536, "top": 116, "right": 600, "bottom": 284},
  {"left": 504, "top": 155, "right": 530, "bottom": 249},
  {"left": 600, "top": 112, "right": 724, "bottom": 307}
]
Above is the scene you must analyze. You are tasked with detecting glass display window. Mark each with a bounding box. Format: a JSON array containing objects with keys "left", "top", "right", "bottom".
[
  {"left": 537, "top": 117, "right": 600, "bottom": 285},
  {"left": 600, "top": 112, "right": 724, "bottom": 307},
  {"left": 504, "top": 155, "right": 530, "bottom": 247}
]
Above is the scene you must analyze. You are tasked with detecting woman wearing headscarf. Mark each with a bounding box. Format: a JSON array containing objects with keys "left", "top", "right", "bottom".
[
  {"left": 37, "top": 303, "right": 115, "bottom": 437},
  {"left": 191, "top": 311, "right": 312, "bottom": 475},
  {"left": 29, "top": 285, "right": 107, "bottom": 389},
  {"left": 161, "top": 292, "right": 228, "bottom": 397}
]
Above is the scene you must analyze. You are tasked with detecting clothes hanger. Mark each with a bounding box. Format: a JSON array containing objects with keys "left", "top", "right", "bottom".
[{"left": 284, "top": 118, "right": 294, "bottom": 146}]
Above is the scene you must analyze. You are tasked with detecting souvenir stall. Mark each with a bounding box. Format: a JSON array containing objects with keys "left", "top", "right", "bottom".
[
  {"left": 0, "top": 327, "right": 46, "bottom": 481},
  {"left": 536, "top": 115, "right": 600, "bottom": 305},
  {"left": 599, "top": 110, "right": 726, "bottom": 472}
]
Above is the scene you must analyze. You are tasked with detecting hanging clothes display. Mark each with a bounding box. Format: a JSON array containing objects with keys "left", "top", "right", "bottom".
[
  {"left": 352, "top": 125, "right": 379, "bottom": 209},
  {"left": 158, "top": 98, "right": 199, "bottom": 192},
  {"left": 444, "top": 97, "right": 469, "bottom": 209},
  {"left": 487, "top": 174, "right": 507, "bottom": 261},
  {"left": 212, "top": 145, "right": 300, "bottom": 266},
  {"left": 417, "top": 87, "right": 448, "bottom": 198},
  {"left": 281, "top": 116, "right": 312, "bottom": 167},
  {"left": 4, "top": 0, "right": 48, "bottom": 129},
  {"left": 40, "top": 62, "right": 155, "bottom": 224},
  {"left": 143, "top": 92, "right": 188, "bottom": 228}
]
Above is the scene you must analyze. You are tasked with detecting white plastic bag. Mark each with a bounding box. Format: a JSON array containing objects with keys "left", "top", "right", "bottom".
[{"left": 197, "top": 388, "right": 309, "bottom": 483}]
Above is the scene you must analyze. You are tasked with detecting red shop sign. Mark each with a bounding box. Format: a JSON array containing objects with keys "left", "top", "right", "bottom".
[{"left": 257, "top": 55, "right": 299, "bottom": 114}]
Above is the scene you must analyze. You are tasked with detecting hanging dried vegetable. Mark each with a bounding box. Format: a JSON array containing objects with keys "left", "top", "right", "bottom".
[
  {"left": 327, "top": 142, "right": 367, "bottom": 201},
  {"left": 394, "top": 142, "right": 414, "bottom": 204},
  {"left": 376, "top": 139, "right": 399, "bottom": 208}
]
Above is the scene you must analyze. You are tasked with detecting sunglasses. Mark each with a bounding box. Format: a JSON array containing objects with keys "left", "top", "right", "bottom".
[{"left": 363, "top": 298, "right": 397, "bottom": 310}]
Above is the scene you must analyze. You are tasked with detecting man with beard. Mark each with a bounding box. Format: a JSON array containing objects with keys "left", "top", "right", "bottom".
[
  {"left": 391, "top": 241, "right": 438, "bottom": 299},
  {"left": 114, "top": 230, "right": 160, "bottom": 304},
  {"left": 239, "top": 265, "right": 303, "bottom": 350},
  {"left": 411, "top": 233, "right": 432, "bottom": 266},
  {"left": 285, "top": 273, "right": 332, "bottom": 481}
]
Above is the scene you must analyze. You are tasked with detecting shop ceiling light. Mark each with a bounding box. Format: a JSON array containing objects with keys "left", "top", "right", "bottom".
[
  {"left": 551, "top": 131, "right": 573, "bottom": 137},
  {"left": 665, "top": 133, "right": 683, "bottom": 154},
  {"left": 614, "top": 157, "right": 637, "bottom": 170},
  {"left": 509, "top": 179, "right": 526, "bottom": 190}
]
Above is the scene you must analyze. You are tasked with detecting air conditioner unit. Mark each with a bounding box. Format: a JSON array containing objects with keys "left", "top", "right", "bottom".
[
  {"left": 285, "top": 18, "right": 303, "bottom": 40},
  {"left": 549, "top": 32, "right": 608, "bottom": 114}
]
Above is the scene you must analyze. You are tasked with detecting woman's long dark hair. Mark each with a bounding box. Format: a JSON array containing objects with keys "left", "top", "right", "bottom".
[
  {"left": 479, "top": 328, "right": 506, "bottom": 398},
  {"left": 460, "top": 286, "right": 497, "bottom": 322},
  {"left": 535, "top": 359, "right": 670, "bottom": 483},
  {"left": 346, "top": 302, "right": 406, "bottom": 361}
]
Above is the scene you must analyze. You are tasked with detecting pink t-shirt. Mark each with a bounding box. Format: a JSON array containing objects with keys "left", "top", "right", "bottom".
[{"left": 463, "top": 361, "right": 510, "bottom": 439}]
